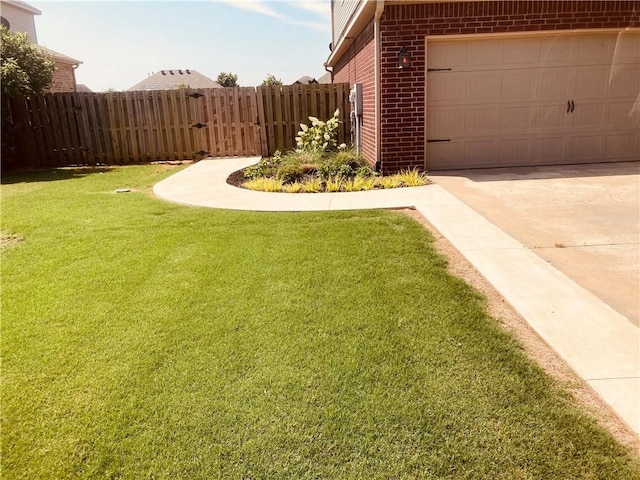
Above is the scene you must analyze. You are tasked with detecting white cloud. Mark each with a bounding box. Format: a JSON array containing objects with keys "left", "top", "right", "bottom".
[
  {"left": 290, "top": 0, "right": 331, "bottom": 20},
  {"left": 220, "top": 0, "right": 285, "bottom": 19}
]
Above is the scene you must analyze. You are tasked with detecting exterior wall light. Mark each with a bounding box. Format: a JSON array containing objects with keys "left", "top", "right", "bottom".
[{"left": 398, "top": 46, "right": 410, "bottom": 69}]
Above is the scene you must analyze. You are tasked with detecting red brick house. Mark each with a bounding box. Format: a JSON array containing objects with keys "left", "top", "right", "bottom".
[{"left": 325, "top": 1, "right": 640, "bottom": 172}]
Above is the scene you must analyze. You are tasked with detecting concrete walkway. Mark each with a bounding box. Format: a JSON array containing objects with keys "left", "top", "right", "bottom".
[{"left": 154, "top": 157, "right": 639, "bottom": 437}]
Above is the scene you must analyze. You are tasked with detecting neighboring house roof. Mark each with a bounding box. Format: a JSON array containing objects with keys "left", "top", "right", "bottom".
[
  {"left": 40, "top": 46, "right": 82, "bottom": 66},
  {"left": 317, "top": 72, "right": 332, "bottom": 84},
  {"left": 76, "top": 84, "right": 93, "bottom": 93},
  {"left": 128, "top": 70, "right": 221, "bottom": 91},
  {"left": 293, "top": 75, "right": 319, "bottom": 85},
  {"left": 1, "top": 0, "right": 41, "bottom": 16}
]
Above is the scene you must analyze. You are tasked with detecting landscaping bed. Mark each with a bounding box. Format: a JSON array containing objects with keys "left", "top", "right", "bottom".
[{"left": 229, "top": 110, "right": 431, "bottom": 193}]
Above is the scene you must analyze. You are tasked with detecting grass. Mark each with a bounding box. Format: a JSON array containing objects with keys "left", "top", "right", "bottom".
[{"left": 2, "top": 165, "right": 639, "bottom": 479}]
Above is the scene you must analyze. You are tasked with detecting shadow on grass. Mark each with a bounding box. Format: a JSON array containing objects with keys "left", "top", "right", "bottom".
[{"left": 1, "top": 166, "right": 115, "bottom": 185}]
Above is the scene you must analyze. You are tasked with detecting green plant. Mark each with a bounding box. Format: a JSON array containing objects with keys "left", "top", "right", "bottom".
[
  {"left": 301, "top": 177, "right": 323, "bottom": 193},
  {"left": 243, "top": 152, "right": 285, "bottom": 179},
  {"left": 295, "top": 109, "right": 343, "bottom": 153},
  {"left": 396, "top": 168, "right": 432, "bottom": 187},
  {"left": 261, "top": 73, "right": 283, "bottom": 86},
  {"left": 281, "top": 182, "right": 303, "bottom": 193},
  {"left": 276, "top": 163, "right": 303, "bottom": 183},
  {"left": 343, "top": 177, "right": 377, "bottom": 192},
  {"left": 375, "top": 176, "right": 403, "bottom": 189},
  {"left": 1, "top": 26, "right": 56, "bottom": 97},
  {"left": 325, "top": 177, "right": 343, "bottom": 192},
  {"left": 217, "top": 71, "right": 238, "bottom": 87},
  {"left": 317, "top": 149, "right": 365, "bottom": 181},
  {"left": 283, "top": 149, "right": 323, "bottom": 167},
  {"left": 242, "top": 177, "right": 283, "bottom": 192}
]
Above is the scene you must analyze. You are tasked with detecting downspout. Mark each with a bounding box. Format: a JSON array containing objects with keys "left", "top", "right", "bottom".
[{"left": 374, "top": 0, "right": 384, "bottom": 172}]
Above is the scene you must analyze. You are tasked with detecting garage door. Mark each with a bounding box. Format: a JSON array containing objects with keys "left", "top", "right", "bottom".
[{"left": 426, "top": 31, "right": 640, "bottom": 170}]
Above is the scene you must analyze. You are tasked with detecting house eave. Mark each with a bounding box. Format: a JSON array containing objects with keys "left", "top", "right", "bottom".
[
  {"left": 326, "top": 0, "right": 377, "bottom": 68},
  {"left": 2, "top": 0, "right": 41, "bottom": 16}
]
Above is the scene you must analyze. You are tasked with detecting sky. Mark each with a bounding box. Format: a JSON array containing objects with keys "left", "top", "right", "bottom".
[{"left": 29, "top": 0, "right": 332, "bottom": 92}]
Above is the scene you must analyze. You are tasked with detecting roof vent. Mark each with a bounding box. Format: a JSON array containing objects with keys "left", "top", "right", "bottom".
[
  {"left": 161, "top": 70, "right": 166, "bottom": 75},
  {"left": 169, "top": 70, "right": 174, "bottom": 75},
  {"left": 186, "top": 69, "right": 191, "bottom": 74},
  {"left": 179, "top": 69, "right": 183, "bottom": 74}
]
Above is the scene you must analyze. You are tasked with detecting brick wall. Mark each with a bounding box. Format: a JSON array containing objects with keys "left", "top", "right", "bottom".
[
  {"left": 333, "top": 20, "right": 377, "bottom": 167},
  {"left": 48, "top": 62, "right": 77, "bottom": 93},
  {"left": 336, "top": 0, "right": 639, "bottom": 173}
]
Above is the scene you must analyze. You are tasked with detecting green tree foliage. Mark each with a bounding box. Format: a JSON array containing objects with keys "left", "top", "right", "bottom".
[
  {"left": 0, "top": 26, "right": 55, "bottom": 97},
  {"left": 261, "top": 73, "right": 283, "bottom": 86},
  {"left": 216, "top": 72, "right": 238, "bottom": 87}
]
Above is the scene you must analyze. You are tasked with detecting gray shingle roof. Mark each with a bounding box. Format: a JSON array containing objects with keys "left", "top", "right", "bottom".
[{"left": 128, "top": 70, "right": 221, "bottom": 91}]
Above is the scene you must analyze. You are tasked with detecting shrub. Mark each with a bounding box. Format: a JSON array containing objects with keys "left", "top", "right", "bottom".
[
  {"left": 284, "top": 149, "right": 323, "bottom": 167},
  {"left": 243, "top": 151, "right": 285, "bottom": 179},
  {"left": 295, "top": 109, "right": 343, "bottom": 153},
  {"left": 317, "top": 149, "right": 365, "bottom": 181},
  {"left": 276, "top": 163, "right": 304, "bottom": 183}
]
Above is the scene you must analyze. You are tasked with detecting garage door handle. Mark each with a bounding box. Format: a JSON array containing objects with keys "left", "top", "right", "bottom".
[
  {"left": 570, "top": 100, "right": 575, "bottom": 113},
  {"left": 427, "top": 139, "right": 451, "bottom": 143},
  {"left": 567, "top": 100, "right": 571, "bottom": 114}
]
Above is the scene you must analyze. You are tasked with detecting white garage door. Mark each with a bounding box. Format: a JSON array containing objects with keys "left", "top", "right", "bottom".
[{"left": 426, "top": 31, "right": 640, "bottom": 170}]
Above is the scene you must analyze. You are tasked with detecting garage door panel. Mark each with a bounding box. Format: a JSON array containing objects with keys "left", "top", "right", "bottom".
[
  {"left": 427, "top": 31, "right": 640, "bottom": 170},
  {"left": 465, "top": 140, "right": 497, "bottom": 164},
  {"left": 427, "top": 142, "right": 464, "bottom": 170},
  {"left": 605, "top": 102, "right": 640, "bottom": 126},
  {"left": 577, "top": 35, "right": 616, "bottom": 63},
  {"left": 574, "top": 67, "right": 609, "bottom": 98},
  {"left": 604, "top": 134, "right": 640, "bottom": 159},
  {"left": 468, "top": 39, "right": 504, "bottom": 66},
  {"left": 501, "top": 107, "right": 532, "bottom": 131},
  {"left": 534, "top": 105, "right": 567, "bottom": 129},
  {"left": 609, "top": 65, "right": 640, "bottom": 97},
  {"left": 539, "top": 70, "right": 571, "bottom": 100},
  {"left": 499, "top": 139, "right": 531, "bottom": 163},
  {"left": 613, "top": 32, "right": 640, "bottom": 62},
  {"left": 427, "top": 75, "right": 466, "bottom": 104},
  {"left": 540, "top": 36, "right": 573, "bottom": 64},
  {"left": 427, "top": 107, "right": 465, "bottom": 137},
  {"left": 503, "top": 72, "right": 538, "bottom": 100},
  {"left": 467, "top": 74, "right": 503, "bottom": 101},
  {"left": 466, "top": 108, "right": 500, "bottom": 133},
  {"left": 571, "top": 102, "right": 605, "bottom": 128},
  {"left": 428, "top": 42, "right": 467, "bottom": 69},
  {"left": 503, "top": 37, "right": 542, "bottom": 65},
  {"left": 533, "top": 137, "right": 566, "bottom": 163},
  {"left": 568, "top": 135, "right": 603, "bottom": 160}
]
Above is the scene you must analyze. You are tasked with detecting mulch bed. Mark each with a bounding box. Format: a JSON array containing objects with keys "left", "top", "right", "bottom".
[{"left": 226, "top": 169, "right": 247, "bottom": 188}]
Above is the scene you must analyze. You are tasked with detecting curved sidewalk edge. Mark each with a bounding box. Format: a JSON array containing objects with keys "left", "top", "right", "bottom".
[{"left": 154, "top": 157, "right": 639, "bottom": 437}]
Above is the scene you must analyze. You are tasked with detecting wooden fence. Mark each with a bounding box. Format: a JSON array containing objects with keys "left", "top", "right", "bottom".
[{"left": 1, "top": 83, "right": 351, "bottom": 170}]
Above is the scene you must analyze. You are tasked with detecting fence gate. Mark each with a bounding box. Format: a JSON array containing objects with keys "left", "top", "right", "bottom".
[{"left": 197, "top": 88, "right": 265, "bottom": 158}]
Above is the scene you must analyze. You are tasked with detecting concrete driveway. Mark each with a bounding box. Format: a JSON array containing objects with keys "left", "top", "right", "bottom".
[{"left": 431, "top": 162, "right": 639, "bottom": 328}]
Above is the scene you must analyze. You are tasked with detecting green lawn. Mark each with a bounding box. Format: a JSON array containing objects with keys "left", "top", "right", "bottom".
[{"left": 1, "top": 165, "right": 638, "bottom": 479}]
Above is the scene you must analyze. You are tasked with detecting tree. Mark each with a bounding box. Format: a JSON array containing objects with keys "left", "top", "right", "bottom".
[
  {"left": 216, "top": 72, "right": 238, "bottom": 87},
  {"left": 0, "top": 26, "right": 55, "bottom": 97},
  {"left": 261, "top": 73, "right": 282, "bottom": 86}
]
